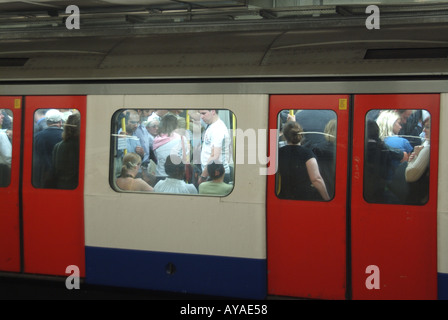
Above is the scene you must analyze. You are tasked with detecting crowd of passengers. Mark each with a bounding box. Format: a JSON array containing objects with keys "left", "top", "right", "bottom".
[
  {"left": 276, "top": 109, "right": 431, "bottom": 204},
  {"left": 114, "top": 109, "right": 233, "bottom": 196},
  {"left": 0, "top": 107, "right": 431, "bottom": 204}
]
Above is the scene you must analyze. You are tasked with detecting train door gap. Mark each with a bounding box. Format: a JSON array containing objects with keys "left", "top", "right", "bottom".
[
  {"left": 345, "top": 94, "right": 355, "bottom": 300},
  {"left": 18, "top": 96, "right": 26, "bottom": 274}
]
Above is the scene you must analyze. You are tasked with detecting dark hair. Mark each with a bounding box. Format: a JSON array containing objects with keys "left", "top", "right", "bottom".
[
  {"left": 164, "top": 155, "right": 185, "bottom": 180},
  {"left": 366, "top": 119, "right": 380, "bottom": 141},
  {"left": 283, "top": 121, "right": 303, "bottom": 145},
  {"left": 158, "top": 114, "right": 178, "bottom": 136},
  {"left": 207, "top": 161, "right": 225, "bottom": 180},
  {"left": 62, "top": 112, "right": 80, "bottom": 141}
]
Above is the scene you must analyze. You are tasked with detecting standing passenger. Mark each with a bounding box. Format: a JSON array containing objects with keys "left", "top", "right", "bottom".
[
  {"left": 277, "top": 121, "right": 330, "bottom": 201},
  {"left": 33, "top": 109, "right": 63, "bottom": 188},
  {"left": 51, "top": 112, "right": 80, "bottom": 189},
  {"left": 153, "top": 114, "right": 187, "bottom": 181},
  {"left": 198, "top": 110, "right": 231, "bottom": 184}
]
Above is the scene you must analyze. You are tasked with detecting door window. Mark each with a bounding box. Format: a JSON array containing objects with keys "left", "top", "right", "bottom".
[
  {"left": 0, "top": 108, "right": 12, "bottom": 187},
  {"left": 32, "top": 109, "right": 80, "bottom": 189},
  {"left": 364, "top": 109, "right": 431, "bottom": 205},
  {"left": 275, "top": 109, "right": 337, "bottom": 201}
]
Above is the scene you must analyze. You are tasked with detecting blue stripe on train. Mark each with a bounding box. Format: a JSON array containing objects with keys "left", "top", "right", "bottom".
[
  {"left": 85, "top": 246, "right": 266, "bottom": 299},
  {"left": 439, "top": 272, "right": 448, "bottom": 300}
]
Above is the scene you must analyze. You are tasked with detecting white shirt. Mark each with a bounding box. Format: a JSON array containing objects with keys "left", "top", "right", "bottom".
[
  {"left": 154, "top": 178, "right": 197, "bottom": 194},
  {"left": 201, "top": 118, "right": 230, "bottom": 174},
  {"left": 0, "top": 130, "right": 12, "bottom": 166}
]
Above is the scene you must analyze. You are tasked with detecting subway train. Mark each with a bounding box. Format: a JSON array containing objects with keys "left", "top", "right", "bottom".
[
  {"left": 0, "top": 86, "right": 447, "bottom": 300},
  {"left": 1, "top": 4, "right": 448, "bottom": 299}
]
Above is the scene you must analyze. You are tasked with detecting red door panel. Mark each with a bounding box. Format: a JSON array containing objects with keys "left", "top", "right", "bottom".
[
  {"left": 0, "top": 97, "right": 22, "bottom": 272},
  {"left": 267, "top": 95, "right": 349, "bottom": 299},
  {"left": 351, "top": 94, "right": 439, "bottom": 299},
  {"left": 22, "top": 96, "right": 86, "bottom": 277}
]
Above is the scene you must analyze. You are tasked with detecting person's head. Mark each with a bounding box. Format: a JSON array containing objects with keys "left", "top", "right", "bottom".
[
  {"left": 0, "top": 109, "right": 4, "bottom": 126},
  {"left": 145, "top": 119, "right": 159, "bottom": 137},
  {"left": 366, "top": 119, "right": 380, "bottom": 141},
  {"left": 121, "top": 152, "right": 141, "bottom": 177},
  {"left": 62, "top": 112, "right": 80, "bottom": 141},
  {"left": 164, "top": 155, "right": 185, "bottom": 180},
  {"left": 158, "top": 114, "right": 178, "bottom": 136},
  {"left": 207, "top": 161, "right": 225, "bottom": 181},
  {"left": 199, "top": 110, "right": 218, "bottom": 125},
  {"left": 282, "top": 121, "right": 303, "bottom": 145},
  {"left": 324, "top": 119, "right": 337, "bottom": 143},
  {"left": 422, "top": 113, "right": 431, "bottom": 141},
  {"left": 397, "top": 109, "right": 413, "bottom": 125},
  {"left": 125, "top": 110, "right": 140, "bottom": 133},
  {"left": 376, "top": 110, "right": 400, "bottom": 139},
  {"left": 45, "top": 109, "right": 63, "bottom": 127}
]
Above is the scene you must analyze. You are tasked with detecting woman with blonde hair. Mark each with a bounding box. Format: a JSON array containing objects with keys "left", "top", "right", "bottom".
[
  {"left": 116, "top": 152, "right": 153, "bottom": 192},
  {"left": 376, "top": 110, "right": 412, "bottom": 156}
]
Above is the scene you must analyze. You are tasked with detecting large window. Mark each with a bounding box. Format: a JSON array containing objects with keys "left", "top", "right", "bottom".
[
  {"left": 275, "top": 109, "right": 337, "bottom": 201},
  {"left": 32, "top": 108, "right": 80, "bottom": 189},
  {"left": 110, "top": 109, "right": 235, "bottom": 196},
  {"left": 0, "top": 108, "right": 12, "bottom": 187},
  {"left": 364, "top": 109, "right": 431, "bottom": 205}
]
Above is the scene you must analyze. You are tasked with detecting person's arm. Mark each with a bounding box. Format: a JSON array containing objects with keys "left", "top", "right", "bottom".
[
  {"left": 405, "top": 145, "right": 430, "bottom": 182},
  {"left": 306, "top": 157, "right": 330, "bottom": 201},
  {"left": 136, "top": 178, "right": 154, "bottom": 192}
]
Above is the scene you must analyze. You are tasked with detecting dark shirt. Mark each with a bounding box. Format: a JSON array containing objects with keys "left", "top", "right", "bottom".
[
  {"left": 33, "top": 126, "right": 63, "bottom": 188},
  {"left": 277, "top": 145, "right": 319, "bottom": 201}
]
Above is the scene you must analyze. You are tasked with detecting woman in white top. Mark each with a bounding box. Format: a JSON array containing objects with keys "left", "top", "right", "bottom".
[
  {"left": 154, "top": 155, "right": 197, "bottom": 194},
  {"left": 153, "top": 114, "right": 189, "bottom": 180}
]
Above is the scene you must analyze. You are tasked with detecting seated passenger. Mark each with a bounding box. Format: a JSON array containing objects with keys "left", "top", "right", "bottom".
[
  {"left": 199, "top": 161, "right": 233, "bottom": 196},
  {"left": 116, "top": 152, "right": 153, "bottom": 192},
  {"left": 376, "top": 110, "right": 411, "bottom": 171},
  {"left": 154, "top": 155, "right": 197, "bottom": 194},
  {"left": 404, "top": 114, "right": 431, "bottom": 204}
]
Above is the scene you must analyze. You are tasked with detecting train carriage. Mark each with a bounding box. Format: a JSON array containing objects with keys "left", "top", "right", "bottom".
[{"left": 0, "top": 0, "right": 447, "bottom": 300}]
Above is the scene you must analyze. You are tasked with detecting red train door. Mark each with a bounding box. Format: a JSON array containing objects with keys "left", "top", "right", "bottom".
[
  {"left": 22, "top": 96, "right": 86, "bottom": 277},
  {"left": 267, "top": 95, "right": 349, "bottom": 299},
  {"left": 0, "top": 97, "right": 22, "bottom": 272},
  {"left": 268, "top": 94, "right": 439, "bottom": 300},
  {"left": 351, "top": 94, "right": 438, "bottom": 299}
]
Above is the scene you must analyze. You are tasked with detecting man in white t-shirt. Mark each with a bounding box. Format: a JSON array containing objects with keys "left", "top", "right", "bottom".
[{"left": 198, "top": 110, "right": 231, "bottom": 184}]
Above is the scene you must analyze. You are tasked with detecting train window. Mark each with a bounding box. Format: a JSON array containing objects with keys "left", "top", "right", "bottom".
[
  {"left": 364, "top": 109, "right": 431, "bottom": 205},
  {"left": 32, "top": 109, "right": 80, "bottom": 189},
  {"left": 275, "top": 109, "right": 336, "bottom": 201},
  {"left": 110, "top": 109, "right": 235, "bottom": 196},
  {"left": 0, "top": 109, "right": 13, "bottom": 188}
]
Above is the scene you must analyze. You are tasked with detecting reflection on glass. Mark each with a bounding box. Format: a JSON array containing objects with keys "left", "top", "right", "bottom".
[
  {"left": 32, "top": 109, "right": 80, "bottom": 189},
  {"left": 111, "top": 109, "right": 235, "bottom": 196},
  {"left": 276, "top": 109, "right": 336, "bottom": 201},
  {"left": 0, "top": 109, "right": 12, "bottom": 187},
  {"left": 364, "top": 109, "right": 430, "bottom": 205}
]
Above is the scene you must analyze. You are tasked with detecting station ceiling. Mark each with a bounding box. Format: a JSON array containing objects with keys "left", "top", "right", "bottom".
[{"left": 0, "top": 0, "right": 447, "bottom": 80}]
